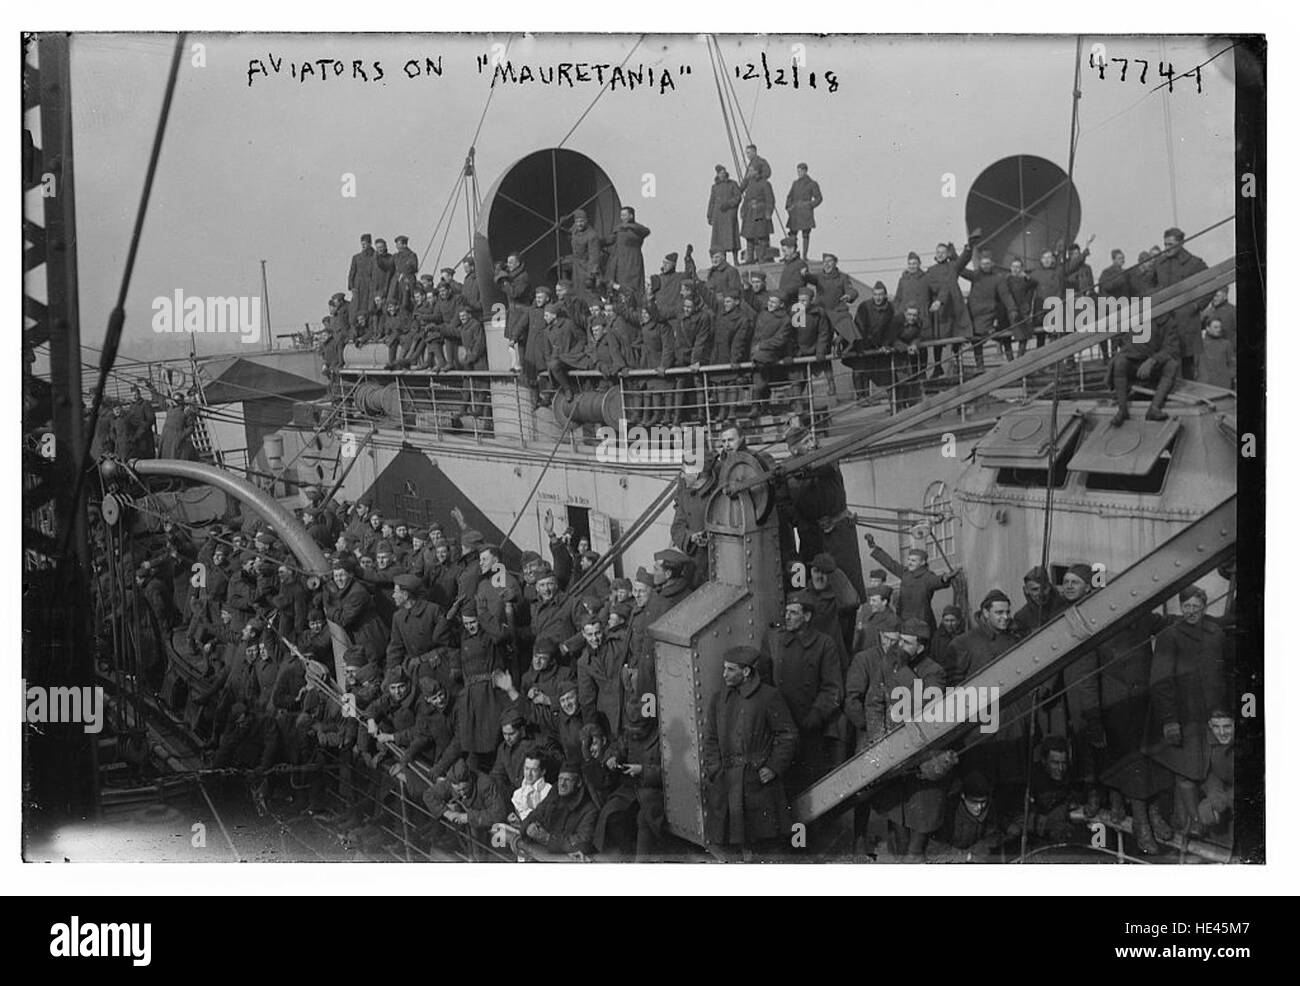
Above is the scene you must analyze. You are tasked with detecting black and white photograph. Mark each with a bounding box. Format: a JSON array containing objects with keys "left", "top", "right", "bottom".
[{"left": 16, "top": 16, "right": 1274, "bottom": 903}]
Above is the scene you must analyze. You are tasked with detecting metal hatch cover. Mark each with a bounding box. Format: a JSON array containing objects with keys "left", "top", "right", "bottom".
[
  {"left": 1067, "top": 417, "right": 1182, "bottom": 476},
  {"left": 974, "top": 410, "right": 1084, "bottom": 468}
]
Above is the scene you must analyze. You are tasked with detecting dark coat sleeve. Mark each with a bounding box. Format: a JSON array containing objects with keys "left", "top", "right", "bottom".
[
  {"left": 762, "top": 689, "right": 799, "bottom": 778},
  {"left": 844, "top": 651, "right": 870, "bottom": 731}
]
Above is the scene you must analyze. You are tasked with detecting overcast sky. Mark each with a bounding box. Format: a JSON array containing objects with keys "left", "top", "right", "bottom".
[{"left": 34, "top": 33, "right": 1236, "bottom": 362}]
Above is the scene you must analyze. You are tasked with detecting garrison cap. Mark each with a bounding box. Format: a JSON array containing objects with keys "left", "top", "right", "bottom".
[
  {"left": 393, "top": 574, "right": 423, "bottom": 593},
  {"left": 899, "top": 618, "right": 931, "bottom": 640},
  {"left": 811, "top": 552, "right": 838, "bottom": 573},
  {"left": 980, "top": 589, "right": 1012, "bottom": 609},
  {"left": 1065, "top": 563, "right": 1092, "bottom": 582},
  {"left": 723, "top": 645, "right": 762, "bottom": 668},
  {"left": 654, "top": 547, "right": 690, "bottom": 566}
]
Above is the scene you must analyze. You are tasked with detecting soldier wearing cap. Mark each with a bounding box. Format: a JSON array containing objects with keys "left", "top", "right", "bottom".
[
  {"left": 707, "top": 165, "right": 743, "bottom": 268},
  {"left": 775, "top": 235, "right": 809, "bottom": 307},
  {"left": 864, "top": 532, "right": 957, "bottom": 631},
  {"left": 523, "top": 757, "right": 599, "bottom": 856},
  {"left": 739, "top": 164, "right": 775, "bottom": 264},
  {"left": 785, "top": 423, "right": 866, "bottom": 601},
  {"left": 486, "top": 706, "right": 536, "bottom": 800},
  {"left": 1041, "top": 564, "right": 1106, "bottom": 809},
  {"left": 602, "top": 205, "right": 651, "bottom": 305},
  {"left": 760, "top": 591, "right": 844, "bottom": 797},
  {"left": 423, "top": 758, "right": 510, "bottom": 850},
  {"left": 791, "top": 284, "right": 833, "bottom": 368},
  {"left": 562, "top": 208, "right": 604, "bottom": 304},
  {"left": 846, "top": 281, "right": 898, "bottom": 398},
  {"left": 949, "top": 588, "right": 1019, "bottom": 684},
  {"left": 702, "top": 645, "right": 798, "bottom": 853},
  {"left": 703, "top": 245, "right": 743, "bottom": 315},
  {"left": 347, "top": 233, "right": 378, "bottom": 320},
  {"left": 650, "top": 251, "right": 687, "bottom": 319},
  {"left": 805, "top": 551, "right": 859, "bottom": 656},
  {"left": 1014, "top": 565, "right": 1067, "bottom": 635},
  {"left": 621, "top": 568, "right": 660, "bottom": 709},
  {"left": 785, "top": 162, "right": 823, "bottom": 259},
  {"left": 670, "top": 464, "right": 717, "bottom": 589},
  {"left": 853, "top": 584, "right": 900, "bottom": 654},
  {"left": 750, "top": 292, "right": 794, "bottom": 410},
  {"left": 513, "top": 638, "right": 576, "bottom": 711},
  {"left": 386, "top": 572, "right": 453, "bottom": 675},
  {"left": 960, "top": 247, "right": 1016, "bottom": 370},
  {"left": 923, "top": 235, "right": 979, "bottom": 378},
  {"left": 740, "top": 269, "right": 769, "bottom": 318},
  {"left": 930, "top": 604, "right": 967, "bottom": 678},
  {"left": 324, "top": 552, "right": 390, "bottom": 667},
  {"left": 443, "top": 600, "right": 506, "bottom": 772},
  {"left": 526, "top": 562, "right": 584, "bottom": 665},
  {"left": 575, "top": 611, "right": 626, "bottom": 738},
  {"left": 646, "top": 547, "right": 694, "bottom": 622},
  {"left": 802, "top": 251, "right": 858, "bottom": 350},
  {"left": 864, "top": 617, "right": 951, "bottom": 859},
  {"left": 1152, "top": 226, "right": 1210, "bottom": 379}
]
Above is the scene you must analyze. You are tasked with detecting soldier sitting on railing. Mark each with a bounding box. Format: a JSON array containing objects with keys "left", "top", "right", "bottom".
[
  {"left": 634, "top": 304, "right": 676, "bottom": 426},
  {"left": 379, "top": 300, "right": 415, "bottom": 371},
  {"left": 543, "top": 302, "right": 587, "bottom": 403},
  {"left": 1108, "top": 292, "right": 1183, "bottom": 427},
  {"left": 889, "top": 305, "right": 926, "bottom": 409}
]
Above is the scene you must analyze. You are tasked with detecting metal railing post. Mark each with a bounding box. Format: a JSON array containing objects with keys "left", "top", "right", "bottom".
[{"left": 957, "top": 341, "right": 967, "bottom": 423}]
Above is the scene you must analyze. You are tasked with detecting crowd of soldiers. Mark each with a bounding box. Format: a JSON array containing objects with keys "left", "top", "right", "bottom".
[
  {"left": 311, "top": 139, "right": 1235, "bottom": 430},
  {"left": 105, "top": 400, "right": 1233, "bottom": 862}
]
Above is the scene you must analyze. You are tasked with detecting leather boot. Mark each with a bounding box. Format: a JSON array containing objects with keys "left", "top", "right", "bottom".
[
  {"left": 1145, "top": 370, "right": 1175, "bottom": 421},
  {"left": 1111, "top": 394, "right": 1129, "bottom": 427},
  {"left": 1130, "top": 799, "right": 1159, "bottom": 855},
  {"left": 1148, "top": 801, "right": 1174, "bottom": 841}
]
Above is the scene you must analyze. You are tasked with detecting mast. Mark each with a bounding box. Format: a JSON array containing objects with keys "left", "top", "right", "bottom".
[{"left": 261, "top": 258, "right": 272, "bottom": 351}]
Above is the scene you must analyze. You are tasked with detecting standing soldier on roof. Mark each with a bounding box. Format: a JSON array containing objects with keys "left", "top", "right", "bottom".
[
  {"left": 707, "top": 165, "right": 743, "bottom": 269},
  {"left": 784, "top": 162, "right": 823, "bottom": 260}
]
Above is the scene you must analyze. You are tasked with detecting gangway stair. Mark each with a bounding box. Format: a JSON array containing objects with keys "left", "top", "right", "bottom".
[{"left": 793, "top": 495, "right": 1237, "bottom": 823}]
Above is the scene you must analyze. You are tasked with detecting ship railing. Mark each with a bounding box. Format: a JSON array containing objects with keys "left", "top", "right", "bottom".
[{"left": 332, "top": 330, "right": 1119, "bottom": 452}]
